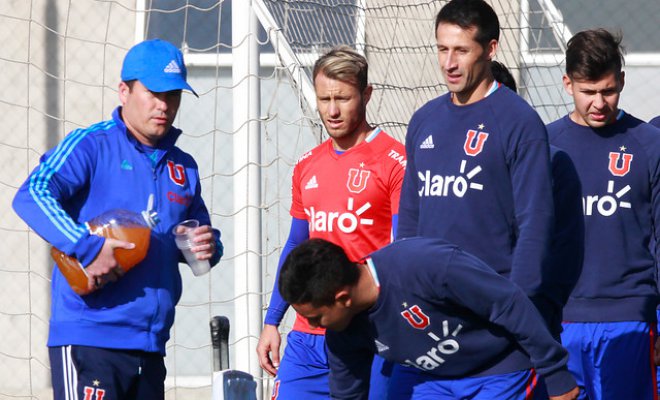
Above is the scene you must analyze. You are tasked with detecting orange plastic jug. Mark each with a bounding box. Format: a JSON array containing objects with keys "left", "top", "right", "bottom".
[{"left": 51, "top": 208, "right": 159, "bottom": 295}]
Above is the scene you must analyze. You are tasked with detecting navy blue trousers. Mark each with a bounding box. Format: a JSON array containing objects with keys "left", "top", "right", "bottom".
[{"left": 49, "top": 345, "right": 166, "bottom": 400}]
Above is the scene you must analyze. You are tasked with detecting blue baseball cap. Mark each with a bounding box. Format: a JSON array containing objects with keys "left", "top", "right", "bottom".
[{"left": 121, "top": 39, "right": 198, "bottom": 97}]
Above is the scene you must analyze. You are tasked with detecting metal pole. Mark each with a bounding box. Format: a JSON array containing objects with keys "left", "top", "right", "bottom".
[{"left": 232, "top": 0, "right": 263, "bottom": 386}]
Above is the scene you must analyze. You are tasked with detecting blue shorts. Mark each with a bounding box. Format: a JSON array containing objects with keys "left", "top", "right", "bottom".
[
  {"left": 369, "top": 355, "right": 394, "bottom": 399},
  {"left": 49, "top": 345, "right": 165, "bottom": 400},
  {"left": 561, "top": 321, "right": 657, "bottom": 400},
  {"left": 272, "top": 331, "right": 330, "bottom": 399},
  {"left": 388, "top": 364, "right": 544, "bottom": 399},
  {"left": 271, "top": 331, "right": 394, "bottom": 399}
]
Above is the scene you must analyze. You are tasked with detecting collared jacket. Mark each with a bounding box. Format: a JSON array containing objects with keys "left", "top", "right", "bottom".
[{"left": 13, "top": 107, "right": 222, "bottom": 354}]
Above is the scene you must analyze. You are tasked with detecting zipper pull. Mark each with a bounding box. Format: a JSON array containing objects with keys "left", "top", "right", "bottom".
[{"left": 141, "top": 194, "right": 160, "bottom": 228}]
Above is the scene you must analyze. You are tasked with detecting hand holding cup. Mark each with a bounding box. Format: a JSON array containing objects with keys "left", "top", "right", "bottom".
[{"left": 173, "top": 219, "right": 212, "bottom": 276}]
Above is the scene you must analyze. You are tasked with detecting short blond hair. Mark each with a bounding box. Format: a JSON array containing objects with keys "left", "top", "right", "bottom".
[{"left": 312, "top": 45, "right": 368, "bottom": 92}]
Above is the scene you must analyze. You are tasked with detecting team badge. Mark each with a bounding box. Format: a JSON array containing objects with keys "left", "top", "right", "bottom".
[
  {"left": 401, "top": 304, "right": 430, "bottom": 329},
  {"left": 346, "top": 168, "right": 371, "bottom": 194},
  {"left": 167, "top": 160, "right": 186, "bottom": 186},
  {"left": 608, "top": 150, "right": 633, "bottom": 177},
  {"left": 83, "top": 380, "right": 106, "bottom": 400},
  {"left": 463, "top": 129, "right": 489, "bottom": 156}
]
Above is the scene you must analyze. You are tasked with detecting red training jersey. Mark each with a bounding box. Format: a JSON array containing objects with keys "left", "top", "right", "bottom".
[{"left": 290, "top": 127, "right": 406, "bottom": 333}]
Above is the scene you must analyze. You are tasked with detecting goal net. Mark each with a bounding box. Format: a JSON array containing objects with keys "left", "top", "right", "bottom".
[{"left": 2, "top": 0, "right": 658, "bottom": 399}]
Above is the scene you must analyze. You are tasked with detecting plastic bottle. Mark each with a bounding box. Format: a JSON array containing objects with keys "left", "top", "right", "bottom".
[{"left": 51, "top": 205, "right": 159, "bottom": 295}]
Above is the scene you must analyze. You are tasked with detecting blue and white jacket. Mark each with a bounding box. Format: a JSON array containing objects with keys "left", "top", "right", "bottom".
[{"left": 13, "top": 107, "right": 222, "bottom": 354}]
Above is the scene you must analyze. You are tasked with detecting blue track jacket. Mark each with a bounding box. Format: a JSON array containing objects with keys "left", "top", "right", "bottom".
[{"left": 13, "top": 107, "right": 221, "bottom": 355}]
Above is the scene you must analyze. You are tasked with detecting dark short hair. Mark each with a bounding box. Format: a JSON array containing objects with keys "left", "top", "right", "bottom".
[
  {"left": 312, "top": 45, "right": 369, "bottom": 93},
  {"left": 491, "top": 61, "right": 517, "bottom": 92},
  {"left": 566, "top": 29, "right": 625, "bottom": 81},
  {"left": 279, "top": 239, "right": 360, "bottom": 307},
  {"left": 123, "top": 80, "right": 137, "bottom": 90},
  {"left": 435, "top": 0, "right": 500, "bottom": 45}
]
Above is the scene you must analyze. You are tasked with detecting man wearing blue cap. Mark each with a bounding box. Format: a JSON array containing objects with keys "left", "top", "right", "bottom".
[{"left": 13, "top": 39, "right": 222, "bottom": 399}]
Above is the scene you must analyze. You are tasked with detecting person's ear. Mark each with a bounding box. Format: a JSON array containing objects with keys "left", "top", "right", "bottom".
[
  {"left": 335, "top": 288, "right": 352, "bottom": 308},
  {"left": 486, "top": 39, "right": 498, "bottom": 60},
  {"left": 118, "top": 81, "right": 130, "bottom": 105},
  {"left": 562, "top": 74, "right": 574, "bottom": 96},
  {"left": 362, "top": 84, "right": 373, "bottom": 105}
]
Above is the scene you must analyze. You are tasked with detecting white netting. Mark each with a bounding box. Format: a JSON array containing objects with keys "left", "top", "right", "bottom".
[
  {"left": 1, "top": 1, "right": 659, "bottom": 399},
  {"left": 257, "top": 0, "right": 573, "bottom": 141}
]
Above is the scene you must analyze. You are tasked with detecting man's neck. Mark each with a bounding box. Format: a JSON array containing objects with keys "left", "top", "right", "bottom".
[
  {"left": 452, "top": 77, "right": 495, "bottom": 106},
  {"left": 350, "top": 262, "right": 380, "bottom": 312},
  {"left": 331, "top": 124, "right": 373, "bottom": 151}
]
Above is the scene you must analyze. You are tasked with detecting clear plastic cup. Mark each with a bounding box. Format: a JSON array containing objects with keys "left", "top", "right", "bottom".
[{"left": 173, "top": 219, "right": 211, "bottom": 276}]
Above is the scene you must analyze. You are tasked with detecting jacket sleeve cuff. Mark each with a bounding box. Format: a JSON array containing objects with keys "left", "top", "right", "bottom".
[
  {"left": 264, "top": 311, "right": 284, "bottom": 327},
  {"left": 543, "top": 367, "right": 577, "bottom": 397},
  {"left": 72, "top": 232, "right": 105, "bottom": 267},
  {"left": 264, "top": 299, "right": 289, "bottom": 326}
]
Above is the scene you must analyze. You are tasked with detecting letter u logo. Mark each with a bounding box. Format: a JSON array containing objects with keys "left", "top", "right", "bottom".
[
  {"left": 347, "top": 168, "right": 371, "bottom": 194},
  {"left": 608, "top": 152, "right": 633, "bottom": 177},
  {"left": 463, "top": 130, "right": 489, "bottom": 156},
  {"left": 83, "top": 387, "right": 106, "bottom": 400},
  {"left": 401, "top": 305, "right": 430, "bottom": 329},
  {"left": 167, "top": 160, "right": 186, "bottom": 186}
]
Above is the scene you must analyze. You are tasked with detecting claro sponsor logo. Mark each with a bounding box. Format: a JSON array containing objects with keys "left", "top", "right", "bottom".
[
  {"left": 167, "top": 191, "right": 192, "bottom": 206},
  {"left": 305, "top": 198, "right": 373, "bottom": 234},
  {"left": 417, "top": 161, "right": 483, "bottom": 198},
  {"left": 583, "top": 180, "right": 631, "bottom": 217},
  {"left": 403, "top": 320, "right": 464, "bottom": 371}
]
